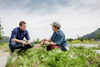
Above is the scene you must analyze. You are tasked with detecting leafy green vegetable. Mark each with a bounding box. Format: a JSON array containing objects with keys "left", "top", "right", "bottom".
[{"left": 6, "top": 45, "right": 100, "bottom": 67}]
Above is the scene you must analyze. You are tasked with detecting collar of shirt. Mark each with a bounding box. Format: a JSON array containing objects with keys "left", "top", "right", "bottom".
[
  {"left": 54, "top": 29, "right": 61, "bottom": 35},
  {"left": 18, "top": 27, "right": 25, "bottom": 32}
]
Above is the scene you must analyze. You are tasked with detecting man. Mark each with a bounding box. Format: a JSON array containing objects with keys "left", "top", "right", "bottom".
[
  {"left": 39, "top": 21, "right": 69, "bottom": 51},
  {"left": 9, "top": 21, "right": 34, "bottom": 53}
]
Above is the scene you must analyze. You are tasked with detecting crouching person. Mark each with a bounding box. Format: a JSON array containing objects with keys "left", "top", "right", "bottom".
[
  {"left": 9, "top": 21, "right": 34, "bottom": 54},
  {"left": 39, "top": 21, "right": 69, "bottom": 51}
]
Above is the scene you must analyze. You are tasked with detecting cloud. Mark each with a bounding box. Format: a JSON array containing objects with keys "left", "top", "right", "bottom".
[{"left": 0, "top": 0, "right": 100, "bottom": 40}]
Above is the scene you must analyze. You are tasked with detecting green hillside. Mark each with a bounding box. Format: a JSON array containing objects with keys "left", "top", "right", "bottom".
[
  {"left": 0, "top": 36, "right": 10, "bottom": 43},
  {"left": 81, "top": 28, "right": 100, "bottom": 39}
]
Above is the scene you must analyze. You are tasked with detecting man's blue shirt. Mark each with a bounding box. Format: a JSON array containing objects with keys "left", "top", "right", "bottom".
[
  {"left": 9, "top": 27, "right": 30, "bottom": 42},
  {"left": 51, "top": 29, "right": 68, "bottom": 47}
]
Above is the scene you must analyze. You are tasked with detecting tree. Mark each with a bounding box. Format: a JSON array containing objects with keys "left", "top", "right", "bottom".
[
  {"left": 33, "top": 38, "right": 35, "bottom": 43},
  {"left": 36, "top": 38, "right": 40, "bottom": 44},
  {"left": 76, "top": 34, "right": 81, "bottom": 40},
  {"left": 83, "top": 37, "right": 88, "bottom": 40},
  {"left": 96, "top": 33, "right": 100, "bottom": 40},
  {"left": 77, "top": 37, "right": 81, "bottom": 40},
  {"left": 67, "top": 38, "right": 73, "bottom": 43},
  {"left": 0, "top": 19, "right": 4, "bottom": 39},
  {"left": 90, "top": 38, "right": 95, "bottom": 42}
]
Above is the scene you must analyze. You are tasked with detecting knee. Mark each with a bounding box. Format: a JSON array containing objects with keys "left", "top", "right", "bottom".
[
  {"left": 9, "top": 42, "right": 16, "bottom": 47},
  {"left": 50, "top": 46, "right": 55, "bottom": 49},
  {"left": 30, "top": 42, "right": 34, "bottom": 47}
]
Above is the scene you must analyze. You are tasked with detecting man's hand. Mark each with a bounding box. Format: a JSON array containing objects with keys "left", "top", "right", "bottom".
[
  {"left": 27, "top": 40, "right": 31, "bottom": 44},
  {"left": 11, "top": 38, "right": 31, "bottom": 45},
  {"left": 27, "top": 41, "right": 31, "bottom": 44},
  {"left": 21, "top": 41, "right": 28, "bottom": 45}
]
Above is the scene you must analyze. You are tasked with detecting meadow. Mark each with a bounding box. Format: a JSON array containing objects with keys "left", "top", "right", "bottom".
[
  {"left": 0, "top": 40, "right": 100, "bottom": 67},
  {"left": 0, "top": 41, "right": 99, "bottom": 67}
]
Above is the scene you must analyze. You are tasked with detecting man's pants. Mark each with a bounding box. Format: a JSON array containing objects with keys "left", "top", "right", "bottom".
[{"left": 9, "top": 42, "right": 34, "bottom": 53}]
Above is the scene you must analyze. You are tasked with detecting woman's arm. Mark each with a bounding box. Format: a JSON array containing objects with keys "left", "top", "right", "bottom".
[
  {"left": 44, "top": 41, "right": 57, "bottom": 46},
  {"left": 47, "top": 39, "right": 52, "bottom": 42}
]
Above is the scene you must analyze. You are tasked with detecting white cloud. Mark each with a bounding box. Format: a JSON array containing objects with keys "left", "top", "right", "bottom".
[{"left": 0, "top": 0, "right": 100, "bottom": 41}]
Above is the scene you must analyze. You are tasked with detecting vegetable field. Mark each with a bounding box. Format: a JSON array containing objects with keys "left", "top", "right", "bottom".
[{"left": 6, "top": 45, "right": 100, "bottom": 67}]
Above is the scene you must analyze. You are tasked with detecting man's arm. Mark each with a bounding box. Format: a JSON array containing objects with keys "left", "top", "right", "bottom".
[
  {"left": 11, "top": 28, "right": 29, "bottom": 45},
  {"left": 11, "top": 38, "right": 22, "bottom": 43},
  {"left": 11, "top": 38, "right": 27, "bottom": 45},
  {"left": 25, "top": 30, "right": 31, "bottom": 44},
  {"left": 27, "top": 39, "right": 31, "bottom": 44},
  {"left": 49, "top": 42, "right": 57, "bottom": 45}
]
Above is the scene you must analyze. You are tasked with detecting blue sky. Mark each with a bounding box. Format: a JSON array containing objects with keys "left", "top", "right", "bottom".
[{"left": 0, "top": 0, "right": 100, "bottom": 40}]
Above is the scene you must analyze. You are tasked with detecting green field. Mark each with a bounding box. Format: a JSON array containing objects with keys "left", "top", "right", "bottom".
[{"left": 0, "top": 43, "right": 99, "bottom": 67}]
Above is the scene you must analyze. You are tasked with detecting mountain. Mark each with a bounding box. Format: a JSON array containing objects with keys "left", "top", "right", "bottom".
[
  {"left": 0, "top": 36, "right": 10, "bottom": 43},
  {"left": 81, "top": 28, "right": 100, "bottom": 39}
]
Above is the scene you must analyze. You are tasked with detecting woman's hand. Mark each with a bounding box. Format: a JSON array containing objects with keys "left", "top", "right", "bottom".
[
  {"left": 38, "top": 41, "right": 44, "bottom": 47},
  {"left": 44, "top": 41, "right": 50, "bottom": 45},
  {"left": 42, "top": 39, "right": 48, "bottom": 41}
]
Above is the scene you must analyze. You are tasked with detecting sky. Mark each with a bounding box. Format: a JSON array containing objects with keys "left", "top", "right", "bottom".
[{"left": 0, "top": 0, "right": 100, "bottom": 41}]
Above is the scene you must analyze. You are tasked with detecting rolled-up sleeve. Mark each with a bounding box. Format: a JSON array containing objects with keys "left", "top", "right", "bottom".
[
  {"left": 55, "top": 34, "right": 63, "bottom": 46},
  {"left": 11, "top": 30, "right": 17, "bottom": 39},
  {"left": 25, "top": 31, "right": 30, "bottom": 40},
  {"left": 50, "top": 32, "right": 55, "bottom": 41},
  {"left": 50, "top": 35, "right": 53, "bottom": 41}
]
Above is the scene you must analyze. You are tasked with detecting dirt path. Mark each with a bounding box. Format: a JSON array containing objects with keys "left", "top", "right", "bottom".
[{"left": 0, "top": 50, "right": 10, "bottom": 67}]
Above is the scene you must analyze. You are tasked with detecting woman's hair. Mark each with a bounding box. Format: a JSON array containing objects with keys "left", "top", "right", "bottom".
[{"left": 53, "top": 25, "right": 60, "bottom": 29}]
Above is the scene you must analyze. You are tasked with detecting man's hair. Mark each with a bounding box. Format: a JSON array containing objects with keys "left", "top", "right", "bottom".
[
  {"left": 53, "top": 25, "right": 60, "bottom": 29},
  {"left": 19, "top": 21, "right": 26, "bottom": 26}
]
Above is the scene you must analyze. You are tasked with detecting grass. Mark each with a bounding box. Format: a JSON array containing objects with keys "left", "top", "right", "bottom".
[
  {"left": 67, "top": 40, "right": 100, "bottom": 45},
  {"left": 0, "top": 42, "right": 100, "bottom": 67},
  {"left": 0, "top": 43, "right": 10, "bottom": 52},
  {"left": 6, "top": 45, "right": 100, "bottom": 67}
]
